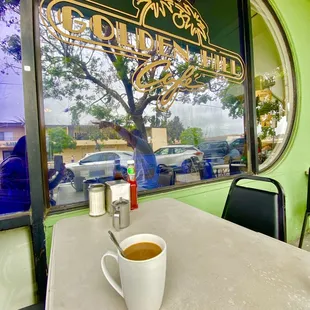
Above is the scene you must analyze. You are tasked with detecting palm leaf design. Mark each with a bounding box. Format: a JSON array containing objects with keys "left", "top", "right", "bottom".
[{"left": 136, "top": 0, "right": 174, "bottom": 18}]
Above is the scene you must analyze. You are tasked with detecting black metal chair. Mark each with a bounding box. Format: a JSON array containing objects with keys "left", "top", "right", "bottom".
[
  {"left": 229, "top": 160, "right": 242, "bottom": 176},
  {"left": 298, "top": 168, "right": 310, "bottom": 248},
  {"left": 222, "top": 175, "right": 286, "bottom": 242},
  {"left": 157, "top": 164, "right": 176, "bottom": 187}
]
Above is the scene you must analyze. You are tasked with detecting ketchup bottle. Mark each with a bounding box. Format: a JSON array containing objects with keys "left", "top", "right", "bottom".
[
  {"left": 127, "top": 160, "right": 138, "bottom": 210},
  {"left": 129, "top": 180, "right": 138, "bottom": 210}
]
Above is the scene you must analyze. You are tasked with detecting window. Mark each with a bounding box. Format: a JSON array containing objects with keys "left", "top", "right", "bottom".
[
  {"left": 5, "top": 132, "right": 13, "bottom": 141},
  {"left": 81, "top": 153, "right": 102, "bottom": 163},
  {"left": 0, "top": 132, "right": 13, "bottom": 141},
  {"left": 251, "top": 0, "right": 295, "bottom": 169},
  {"left": 155, "top": 148, "right": 169, "bottom": 156},
  {"left": 0, "top": 2, "right": 30, "bottom": 215},
  {"left": 34, "top": 0, "right": 295, "bottom": 209},
  {"left": 38, "top": 0, "right": 247, "bottom": 206},
  {"left": 173, "top": 148, "right": 186, "bottom": 154},
  {"left": 2, "top": 151, "right": 12, "bottom": 159}
]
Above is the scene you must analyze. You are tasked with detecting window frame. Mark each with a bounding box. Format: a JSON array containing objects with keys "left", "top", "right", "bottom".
[
  {"left": 252, "top": 0, "right": 297, "bottom": 173},
  {"left": 0, "top": 0, "right": 49, "bottom": 302}
]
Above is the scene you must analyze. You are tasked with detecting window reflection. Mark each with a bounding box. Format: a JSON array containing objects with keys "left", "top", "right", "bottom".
[
  {"left": 39, "top": 0, "right": 247, "bottom": 207},
  {"left": 251, "top": 0, "right": 295, "bottom": 168}
]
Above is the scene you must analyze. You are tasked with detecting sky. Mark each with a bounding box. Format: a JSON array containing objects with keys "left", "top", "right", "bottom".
[{"left": 0, "top": 16, "right": 24, "bottom": 124}]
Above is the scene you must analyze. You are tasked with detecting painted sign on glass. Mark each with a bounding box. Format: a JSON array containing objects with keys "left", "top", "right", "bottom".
[{"left": 40, "top": 0, "right": 245, "bottom": 111}]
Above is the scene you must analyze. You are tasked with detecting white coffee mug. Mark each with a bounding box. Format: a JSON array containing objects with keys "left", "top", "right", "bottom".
[{"left": 101, "top": 234, "right": 167, "bottom": 310}]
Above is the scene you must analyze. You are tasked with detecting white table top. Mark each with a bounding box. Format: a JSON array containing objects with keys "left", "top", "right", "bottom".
[
  {"left": 46, "top": 198, "right": 310, "bottom": 310},
  {"left": 212, "top": 164, "right": 229, "bottom": 169}
]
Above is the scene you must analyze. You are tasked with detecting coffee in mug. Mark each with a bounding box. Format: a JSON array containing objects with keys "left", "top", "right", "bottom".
[{"left": 124, "top": 242, "right": 162, "bottom": 261}]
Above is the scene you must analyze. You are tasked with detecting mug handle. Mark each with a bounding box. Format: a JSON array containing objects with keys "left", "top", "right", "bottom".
[{"left": 101, "top": 251, "right": 124, "bottom": 298}]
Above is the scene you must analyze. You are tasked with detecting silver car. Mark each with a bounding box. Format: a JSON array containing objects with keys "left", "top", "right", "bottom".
[
  {"left": 64, "top": 151, "right": 133, "bottom": 181},
  {"left": 154, "top": 145, "right": 203, "bottom": 168}
]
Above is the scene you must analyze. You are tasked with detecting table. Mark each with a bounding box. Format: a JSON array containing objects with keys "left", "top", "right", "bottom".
[
  {"left": 55, "top": 183, "right": 85, "bottom": 205},
  {"left": 46, "top": 198, "right": 310, "bottom": 310},
  {"left": 212, "top": 163, "right": 247, "bottom": 177},
  {"left": 212, "top": 164, "right": 229, "bottom": 177}
]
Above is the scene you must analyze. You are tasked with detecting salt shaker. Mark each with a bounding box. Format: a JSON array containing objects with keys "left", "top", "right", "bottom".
[
  {"left": 89, "top": 184, "right": 106, "bottom": 217},
  {"left": 112, "top": 197, "right": 130, "bottom": 231}
]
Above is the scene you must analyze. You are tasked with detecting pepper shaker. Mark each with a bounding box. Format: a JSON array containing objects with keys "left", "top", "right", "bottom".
[{"left": 112, "top": 197, "right": 130, "bottom": 231}]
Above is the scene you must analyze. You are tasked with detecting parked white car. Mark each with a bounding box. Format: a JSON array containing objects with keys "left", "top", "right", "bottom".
[
  {"left": 64, "top": 151, "right": 133, "bottom": 182},
  {"left": 154, "top": 145, "right": 203, "bottom": 168}
]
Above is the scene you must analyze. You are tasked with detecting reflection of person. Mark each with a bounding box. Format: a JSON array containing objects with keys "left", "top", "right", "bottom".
[
  {"left": 0, "top": 136, "right": 29, "bottom": 190},
  {"left": 228, "top": 148, "right": 241, "bottom": 161},
  {"left": 95, "top": 121, "right": 158, "bottom": 190},
  {"left": 48, "top": 163, "right": 66, "bottom": 206},
  {"left": 0, "top": 135, "right": 66, "bottom": 203},
  {"left": 48, "top": 163, "right": 66, "bottom": 190}
]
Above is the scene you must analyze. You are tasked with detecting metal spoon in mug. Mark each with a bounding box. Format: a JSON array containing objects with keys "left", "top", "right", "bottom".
[{"left": 108, "top": 230, "right": 126, "bottom": 257}]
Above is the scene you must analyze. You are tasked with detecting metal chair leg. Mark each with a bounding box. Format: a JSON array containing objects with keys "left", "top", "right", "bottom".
[{"left": 298, "top": 211, "right": 309, "bottom": 248}]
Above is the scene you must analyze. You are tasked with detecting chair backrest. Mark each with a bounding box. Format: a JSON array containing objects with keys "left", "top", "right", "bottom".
[{"left": 222, "top": 175, "right": 286, "bottom": 242}]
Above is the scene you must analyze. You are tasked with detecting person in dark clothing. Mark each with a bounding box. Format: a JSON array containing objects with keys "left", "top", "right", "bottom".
[
  {"left": 0, "top": 135, "right": 65, "bottom": 205},
  {"left": 0, "top": 136, "right": 29, "bottom": 190},
  {"left": 95, "top": 121, "right": 158, "bottom": 190},
  {"left": 0, "top": 136, "right": 30, "bottom": 213}
]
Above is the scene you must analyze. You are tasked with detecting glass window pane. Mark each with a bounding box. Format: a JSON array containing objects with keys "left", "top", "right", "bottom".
[
  {"left": 155, "top": 148, "right": 169, "bottom": 156},
  {"left": 251, "top": 0, "right": 295, "bottom": 168},
  {"left": 174, "top": 148, "right": 185, "bottom": 154},
  {"left": 39, "top": 0, "right": 248, "bottom": 206},
  {"left": 0, "top": 0, "right": 31, "bottom": 215}
]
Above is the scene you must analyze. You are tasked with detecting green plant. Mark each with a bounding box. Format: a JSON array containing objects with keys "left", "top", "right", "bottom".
[
  {"left": 48, "top": 127, "right": 76, "bottom": 154},
  {"left": 180, "top": 127, "right": 203, "bottom": 146}
]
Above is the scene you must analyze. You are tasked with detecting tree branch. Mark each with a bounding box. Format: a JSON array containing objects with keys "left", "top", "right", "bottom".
[
  {"left": 89, "top": 30, "right": 136, "bottom": 112},
  {"left": 137, "top": 95, "right": 159, "bottom": 114},
  {"left": 78, "top": 61, "right": 130, "bottom": 114}
]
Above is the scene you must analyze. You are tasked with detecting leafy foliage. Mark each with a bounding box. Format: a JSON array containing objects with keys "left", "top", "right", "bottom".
[
  {"left": 180, "top": 127, "right": 203, "bottom": 146},
  {"left": 167, "top": 116, "right": 184, "bottom": 144},
  {"left": 259, "top": 127, "right": 276, "bottom": 140},
  {"left": 48, "top": 127, "right": 76, "bottom": 153}
]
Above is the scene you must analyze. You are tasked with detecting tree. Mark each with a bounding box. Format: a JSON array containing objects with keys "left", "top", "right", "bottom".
[
  {"left": 48, "top": 127, "right": 76, "bottom": 154},
  {"left": 2, "top": 0, "right": 258, "bottom": 147},
  {"left": 144, "top": 110, "right": 171, "bottom": 128},
  {"left": 167, "top": 116, "right": 184, "bottom": 144},
  {"left": 1, "top": 0, "right": 228, "bottom": 141},
  {"left": 218, "top": 74, "right": 285, "bottom": 141},
  {"left": 180, "top": 127, "right": 203, "bottom": 146}
]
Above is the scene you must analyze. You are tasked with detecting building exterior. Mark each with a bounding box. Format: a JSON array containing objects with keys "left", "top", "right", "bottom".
[
  {"left": 46, "top": 125, "right": 168, "bottom": 163},
  {"left": 0, "top": 123, "right": 25, "bottom": 161}
]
